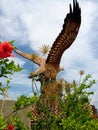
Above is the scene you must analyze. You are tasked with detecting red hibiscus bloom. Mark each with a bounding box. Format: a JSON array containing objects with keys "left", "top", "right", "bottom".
[
  {"left": 0, "top": 41, "right": 14, "bottom": 59},
  {"left": 93, "top": 115, "right": 97, "bottom": 119},
  {"left": 8, "top": 125, "right": 15, "bottom": 130}
]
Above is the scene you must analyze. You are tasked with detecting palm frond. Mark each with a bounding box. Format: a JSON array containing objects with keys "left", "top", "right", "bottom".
[
  {"left": 39, "top": 44, "right": 50, "bottom": 56},
  {"left": 31, "top": 53, "right": 39, "bottom": 61}
]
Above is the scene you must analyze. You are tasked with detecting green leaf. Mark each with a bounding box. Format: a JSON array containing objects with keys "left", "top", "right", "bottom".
[
  {"left": 9, "top": 40, "right": 15, "bottom": 46},
  {"left": 0, "top": 116, "right": 7, "bottom": 129}
]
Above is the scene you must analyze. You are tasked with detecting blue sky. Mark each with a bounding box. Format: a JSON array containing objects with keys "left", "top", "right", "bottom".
[{"left": 0, "top": 0, "right": 98, "bottom": 108}]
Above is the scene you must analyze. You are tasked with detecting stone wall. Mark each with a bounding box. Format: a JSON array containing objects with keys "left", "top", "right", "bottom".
[{"left": 0, "top": 99, "right": 31, "bottom": 129}]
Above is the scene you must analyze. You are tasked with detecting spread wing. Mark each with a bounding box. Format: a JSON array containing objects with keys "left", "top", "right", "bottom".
[{"left": 46, "top": 0, "right": 81, "bottom": 66}]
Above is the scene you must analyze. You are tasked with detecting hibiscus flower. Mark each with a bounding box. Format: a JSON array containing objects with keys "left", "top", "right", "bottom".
[
  {"left": 93, "top": 115, "right": 97, "bottom": 119},
  {"left": 0, "top": 41, "right": 14, "bottom": 58},
  {"left": 7, "top": 125, "right": 15, "bottom": 130}
]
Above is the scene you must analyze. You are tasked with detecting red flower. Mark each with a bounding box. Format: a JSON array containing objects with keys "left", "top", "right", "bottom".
[
  {"left": 8, "top": 125, "right": 15, "bottom": 130},
  {"left": 0, "top": 41, "right": 14, "bottom": 59},
  {"left": 93, "top": 115, "right": 97, "bottom": 119}
]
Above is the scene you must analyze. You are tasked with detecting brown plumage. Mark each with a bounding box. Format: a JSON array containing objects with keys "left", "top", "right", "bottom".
[
  {"left": 46, "top": 0, "right": 81, "bottom": 67},
  {"left": 13, "top": 0, "right": 81, "bottom": 79}
]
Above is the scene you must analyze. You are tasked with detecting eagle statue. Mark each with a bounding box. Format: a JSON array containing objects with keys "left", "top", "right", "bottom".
[{"left": 13, "top": 0, "right": 81, "bottom": 80}]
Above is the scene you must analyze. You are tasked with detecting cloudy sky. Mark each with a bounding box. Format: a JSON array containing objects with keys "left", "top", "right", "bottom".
[{"left": 0, "top": 0, "right": 98, "bottom": 108}]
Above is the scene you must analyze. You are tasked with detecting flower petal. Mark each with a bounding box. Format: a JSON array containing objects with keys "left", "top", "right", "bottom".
[{"left": 0, "top": 41, "right": 14, "bottom": 59}]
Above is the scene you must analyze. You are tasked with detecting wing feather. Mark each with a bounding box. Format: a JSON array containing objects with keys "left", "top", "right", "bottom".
[{"left": 46, "top": 0, "right": 81, "bottom": 66}]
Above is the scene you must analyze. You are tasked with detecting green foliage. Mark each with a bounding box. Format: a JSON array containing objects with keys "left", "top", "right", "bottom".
[
  {"left": 0, "top": 116, "right": 6, "bottom": 130},
  {"left": 12, "top": 116, "right": 29, "bottom": 130},
  {"left": 61, "top": 117, "right": 98, "bottom": 130},
  {"left": 30, "top": 74, "right": 98, "bottom": 130},
  {"left": 9, "top": 40, "right": 15, "bottom": 46},
  {"left": 0, "top": 58, "right": 22, "bottom": 98},
  {"left": 0, "top": 59, "right": 22, "bottom": 106},
  {"left": 5, "top": 73, "right": 96, "bottom": 130},
  {"left": 64, "top": 74, "right": 95, "bottom": 118},
  {"left": 14, "top": 95, "right": 38, "bottom": 110},
  {"left": 0, "top": 49, "right": 25, "bottom": 129},
  {"left": 0, "top": 69, "right": 98, "bottom": 130},
  {"left": 0, "top": 58, "right": 22, "bottom": 78},
  {"left": 31, "top": 102, "right": 63, "bottom": 130}
]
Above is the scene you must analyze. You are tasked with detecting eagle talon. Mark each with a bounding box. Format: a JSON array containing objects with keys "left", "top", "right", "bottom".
[
  {"left": 28, "top": 75, "right": 33, "bottom": 78},
  {"left": 28, "top": 73, "right": 39, "bottom": 78},
  {"left": 28, "top": 72, "right": 34, "bottom": 78}
]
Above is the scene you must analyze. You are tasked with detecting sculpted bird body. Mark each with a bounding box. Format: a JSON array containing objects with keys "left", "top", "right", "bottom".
[{"left": 13, "top": 0, "right": 81, "bottom": 79}]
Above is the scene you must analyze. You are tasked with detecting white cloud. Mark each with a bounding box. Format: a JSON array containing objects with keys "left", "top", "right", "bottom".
[
  {"left": 9, "top": 57, "right": 25, "bottom": 66},
  {"left": 11, "top": 71, "right": 31, "bottom": 86},
  {"left": 8, "top": 91, "right": 21, "bottom": 100}
]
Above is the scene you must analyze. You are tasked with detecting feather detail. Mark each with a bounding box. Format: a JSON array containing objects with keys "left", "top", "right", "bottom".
[{"left": 46, "top": 0, "right": 81, "bottom": 67}]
